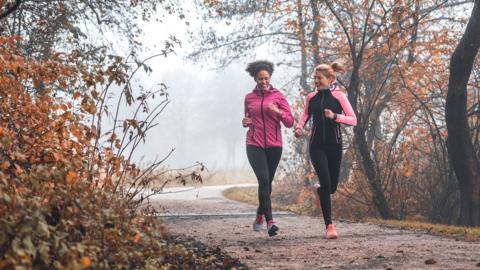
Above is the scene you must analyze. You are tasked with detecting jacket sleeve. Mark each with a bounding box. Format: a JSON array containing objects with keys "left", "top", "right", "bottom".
[
  {"left": 334, "top": 91, "right": 357, "bottom": 126},
  {"left": 244, "top": 96, "right": 248, "bottom": 116},
  {"left": 277, "top": 93, "right": 294, "bottom": 128},
  {"left": 296, "top": 93, "right": 312, "bottom": 130}
]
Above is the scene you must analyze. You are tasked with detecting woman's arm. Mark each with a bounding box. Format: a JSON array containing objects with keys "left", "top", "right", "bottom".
[
  {"left": 276, "top": 93, "right": 294, "bottom": 128},
  {"left": 333, "top": 91, "right": 357, "bottom": 126},
  {"left": 242, "top": 96, "right": 252, "bottom": 127},
  {"left": 296, "top": 93, "right": 313, "bottom": 130}
]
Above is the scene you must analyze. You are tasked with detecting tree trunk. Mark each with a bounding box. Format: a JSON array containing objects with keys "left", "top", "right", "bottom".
[
  {"left": 310, "top": 0, "right": 321, "bottom": 66},
  {"left": 323, "top": 0, "right": 393, "bottom": 219},
  {"left": 298, "top": 0, "right": 310, "bottom": 92},
  {"left": 354, "top": 121, "right": 393, "bottom": 219},
  {"left": 407, "top": 0, "right": 419, "bottom": 64},
  {"left": 350, "top": 61, "right": 393, "bottom": 219},
  {"left": 445, "top": 0, "right": 480, "bottom": 226}
]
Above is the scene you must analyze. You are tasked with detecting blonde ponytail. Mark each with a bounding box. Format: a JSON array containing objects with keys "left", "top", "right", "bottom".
[
  {"left": 330, "top": 61, "right": 346, "bottom": 74},
  {"left": 315, "top": 60, "right": 346, "bottom": 81}
]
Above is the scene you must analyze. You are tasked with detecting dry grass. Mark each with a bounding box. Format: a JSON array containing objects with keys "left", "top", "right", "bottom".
[
  {"left": 224, "top": 187, "right": 480, "bottom": 242},
  {"left": 368, "top": 219, "right": 480, "bottom": 242},
  {"left": 149, "top": 169, "right": 257, "bottom": 188},
  {"left": 199, "top": 170, "right": 257, "bottom": 186},
  {"left": 223, "top": 186, "right": 257, "bottom": 204},
  {"left": 223, "top": 186, "right": 313, "bottom": 215}
]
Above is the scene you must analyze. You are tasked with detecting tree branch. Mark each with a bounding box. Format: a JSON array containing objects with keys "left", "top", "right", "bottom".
[{"left": 0, "top": 0, "right": 22, "bottom": 20}]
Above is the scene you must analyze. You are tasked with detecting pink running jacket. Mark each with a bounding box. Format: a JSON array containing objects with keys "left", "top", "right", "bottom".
[{"left": 244, "top": 85, "right": 294, "bottom": 148}]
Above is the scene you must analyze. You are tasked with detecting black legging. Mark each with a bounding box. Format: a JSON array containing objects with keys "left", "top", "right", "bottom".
[
  {"left": 246, "top": 145, "right": 282, "bottom": 222},
  {"left": 309, "top": 143, "right": 342, "bottom": 226}
]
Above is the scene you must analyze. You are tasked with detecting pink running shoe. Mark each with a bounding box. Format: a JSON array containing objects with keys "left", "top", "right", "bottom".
[
  {"left": 252, "top": 214, "right": 264, "bottom": 232},
  {"left": 326, "top": 224, "right": 338, "bottom": 239}
]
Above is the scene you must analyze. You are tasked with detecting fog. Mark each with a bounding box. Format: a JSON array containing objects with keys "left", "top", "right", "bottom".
[
  {"left": 124, "top": 7, "right": 297, "bottom": 178},
  {"left": 133, "top": 62, "right": 252, "bottom": 171}
]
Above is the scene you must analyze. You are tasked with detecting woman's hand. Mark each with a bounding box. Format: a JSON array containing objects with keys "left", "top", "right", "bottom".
[
  {"left": 242, "top": 112, "right": 252, "bottom": 127},
  {"left": 324, "top": 109, "right": 336, "bottom": 120},
  {"left": 268, "top": 103, "right": 282, "bottom": 116},
  {"left": 294, "top": 128, "right": 303, "bottom": 138}
]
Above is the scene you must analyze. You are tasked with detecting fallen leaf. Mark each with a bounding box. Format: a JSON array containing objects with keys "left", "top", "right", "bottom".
[
  {"left": 133, "top": 232, "right": 141, "bottom": 243},
  {"left": 66, "top": 171, "right": 77, "bottom": 185},
  {"left": 80, "top": 256, "right": 91, "bottom": 268}
]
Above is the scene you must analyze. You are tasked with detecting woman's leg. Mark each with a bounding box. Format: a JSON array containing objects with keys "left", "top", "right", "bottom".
[
  {"left": 325, "top": 144, "right": 343, "bottom": 194},
  {"left": 264, "top": 147, "right": 282, "bottom": 221},
  {"left": 266, "top": 147, "right": 282, "bottom": 196},
  {"left": 309, "top": 145, "right": 333, "bottom": 227},
  {"left": 246, "top": 145, "right": 271, "bottom": 220}
]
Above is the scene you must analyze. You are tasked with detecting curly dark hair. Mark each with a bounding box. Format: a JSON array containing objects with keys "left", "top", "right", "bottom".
[{"left": 245, "top": 60, "right": 274, "bottom": 78}]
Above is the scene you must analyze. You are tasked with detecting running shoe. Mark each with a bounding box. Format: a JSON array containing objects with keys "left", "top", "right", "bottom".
[
  {"left": 267, "top": 220, "right": 279, "bottom": 237},
  {"left": 326, "top": 224, "right": 338, "bottom": 239},
  {"left": 252, "top": 214, "right": 264, "bottom": 232}
]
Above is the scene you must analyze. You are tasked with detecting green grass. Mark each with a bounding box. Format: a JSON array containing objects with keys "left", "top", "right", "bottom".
[{"left": 224, "top": 186, "right": 480, "bottom": 242}]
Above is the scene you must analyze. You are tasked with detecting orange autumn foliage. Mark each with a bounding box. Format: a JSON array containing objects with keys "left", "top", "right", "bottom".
[
  {"left": 0, "top": 37, "right": 93, "bottom": 181},
  {"left": 0, "top": 36, "right": 179, "bottom": 269}
]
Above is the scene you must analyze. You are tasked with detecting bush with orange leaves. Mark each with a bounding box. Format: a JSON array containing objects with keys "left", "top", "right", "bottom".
[{"left": 0, "top": 36, "right": 210, "bottom": 269}]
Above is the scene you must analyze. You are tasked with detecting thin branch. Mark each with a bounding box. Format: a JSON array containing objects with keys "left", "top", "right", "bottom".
[{"left": 0, "top": 0, "right": 22, "bottom": 20}]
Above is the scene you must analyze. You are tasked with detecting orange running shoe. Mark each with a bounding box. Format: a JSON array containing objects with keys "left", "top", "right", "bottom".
[{"left": 326, "top": 224, "right": 338, "bottom": 239}]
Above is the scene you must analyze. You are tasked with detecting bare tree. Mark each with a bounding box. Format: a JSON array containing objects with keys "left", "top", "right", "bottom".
[{"left": 445, "top": 0, "right": 480, "bottom": 226}]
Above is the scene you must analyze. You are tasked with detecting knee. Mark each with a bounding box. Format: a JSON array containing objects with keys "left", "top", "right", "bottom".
[{"left": 258, "top": 180, "right": 270, "bottom": 191}]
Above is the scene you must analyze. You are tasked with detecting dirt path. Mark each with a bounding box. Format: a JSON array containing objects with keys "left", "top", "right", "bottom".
[{"left": 150, "top": 185, "right": 480, "bottom": 270}]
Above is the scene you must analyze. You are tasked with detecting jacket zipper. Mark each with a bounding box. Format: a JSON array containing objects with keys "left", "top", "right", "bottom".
[
  {"left": 250, "top": 126, "right": 255, "bottom": 140},
  {"left": 321, "top": 91, "right": 326, "bottom": 144},
  {"left": 261, "top": 91, "right": 266, "bottom": 148}
]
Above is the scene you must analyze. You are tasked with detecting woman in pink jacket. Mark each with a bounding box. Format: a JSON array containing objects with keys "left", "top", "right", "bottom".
[
  {"left": 295, "top": 62, "right": 357, "bottom": 239},
  {"left": 242, "top": 60, "right": 294, "bottom": 237}
]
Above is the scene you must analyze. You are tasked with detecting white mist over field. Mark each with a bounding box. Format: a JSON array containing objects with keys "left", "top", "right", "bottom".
[{"left": 126, "top": 10, "right": 254, "bottom": 181}]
